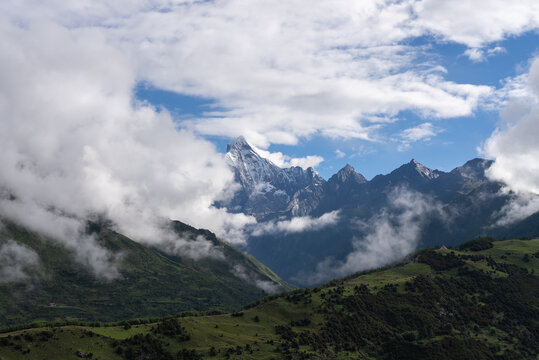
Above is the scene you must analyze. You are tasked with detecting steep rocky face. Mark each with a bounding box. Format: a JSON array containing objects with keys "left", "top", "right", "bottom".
[
  {"left": 313, "top": 159, "right": 443, "bottom": 215},
  {"left": 225, "top": 136, "right": 283, "bottom": 191},
  {"left": 328, "top": 164, "right": 367, "bottom": 189},
  {"left": 369, "top": 159, "right": 442, "bottom": 190},
  {"left": 317, "top": 164, "right": 368, "bottom": 213},
  {"left": 222, "top": 137, "right": 492, "bottom": 218},
  {"left": 447, "top": 158, "right": 495, "bottom": 188},
  {"left": 224, "top": 137, "right": 325, "bottom": 217},
  {"left": 427, "top": 158, "right": 498, "bottom": 200}
]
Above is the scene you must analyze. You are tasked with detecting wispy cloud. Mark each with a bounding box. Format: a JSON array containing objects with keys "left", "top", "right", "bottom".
[
  {"left": 0, "top": 239, "right": 41, "bottom": 284},
  {"left": 335, "top": 149, "right": 346, "bottom": 159},
  {"left": 297, "top": 188, "right": 445, "bottom": 285},
  {"left": 463, "top": 46, "right": 506, "bottom": 62},
  {"left": 401, "top": 123, "right": 438, "bottom": 142},
  {"left": 231, "top": 264, "right": 282, "bottom": 294},
  {"left": 254, "top": 147, "right": 324, "bottom": 170},
  {"left": 398, "top": 122, "right": 441, "bottom": 151},
  {"left": 251, "top": 211, "right": 340, "bottom": 236}
]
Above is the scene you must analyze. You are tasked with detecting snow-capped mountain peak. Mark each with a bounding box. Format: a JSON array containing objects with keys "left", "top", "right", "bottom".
[
  {"left": 225, "top": 137, "right": 281, "bottom": 189},
  {"left": 223, "top": 136, "right": 325, "bottom": 217},
  {"left": 226, "top": 135, "right": 251, "bottom": 153},
  {"left": 409, "top": 159, "right": 440, "bottom": 180},
  {"left": 332, "top": 164, "right": 367, "bottom": 184}
]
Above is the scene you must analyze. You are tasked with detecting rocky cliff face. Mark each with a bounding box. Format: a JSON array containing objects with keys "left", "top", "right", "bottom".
[
  {"left": 223, "top": 136, "right": 324, "bottom": 217},
  {"left": 223, "top": 137, "right": 500, "bottom": 219}
]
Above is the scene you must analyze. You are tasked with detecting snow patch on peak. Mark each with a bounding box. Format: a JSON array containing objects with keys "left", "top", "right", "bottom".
[
  {"left": 452, "top": 158, "right": 493, "bottom": 181},
  {"left": 409, "top": 159, "right": 439, "bottom": 180},
  {"left": 223, "top": 136, "right": 326, "bottom": 216},
  {"left": 332, "top": 164, "right": 367, "bottom": 184},
  {"left": 226, "top": 136, "right": 251, "bottom": 152}
]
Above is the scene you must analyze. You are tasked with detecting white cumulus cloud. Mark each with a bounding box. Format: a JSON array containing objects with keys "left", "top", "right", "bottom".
[
  {"left": 411, "top": 0, "right": 539, "bottom": 48},
  {"left": 2, "top": 0, "right": 525, "bottom": 148},
  {"left": 0, "top": 19, "right": 254, "bottom": 279},
  {"left": 483, "top": 57, "right": 539, "bottom": 225},
  {"left": 398, "top": 122, "right": 440, "bottom": 151},
  {"left": 484, "top": 57, "right": 539, "bottom": 194}
]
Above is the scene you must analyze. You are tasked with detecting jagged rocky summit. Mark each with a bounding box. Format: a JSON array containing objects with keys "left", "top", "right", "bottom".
[
  {"left": 224, "top": 136, "right": 324, "bottom": 217},
  {"left": 222, "top": 136, "right": 493, "bottom": 219}
]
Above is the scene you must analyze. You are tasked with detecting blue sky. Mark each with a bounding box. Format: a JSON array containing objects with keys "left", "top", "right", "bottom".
[{"left": 136, "top": 31, "right": 539, "bottom": 179}]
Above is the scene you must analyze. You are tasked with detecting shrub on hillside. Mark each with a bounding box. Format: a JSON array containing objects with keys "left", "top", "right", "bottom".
[{"left": 458, "top": 237, "right": 494, "bottom": 252}]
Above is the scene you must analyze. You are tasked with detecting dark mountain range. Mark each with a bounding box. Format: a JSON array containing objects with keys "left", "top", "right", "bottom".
[
  {"left": 223, "top": 137, "right": 539, "bottom": 285},
  {"left": 222, "top": 137, "right": 500, "bottom": 219},
  {"left": 0, "top": 219, "right": 291, "bottom": 327}
]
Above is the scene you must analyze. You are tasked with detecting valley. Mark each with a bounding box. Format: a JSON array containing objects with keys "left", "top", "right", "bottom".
[{"left": 1, "top": 238, "right": 537, "bottom": 359}]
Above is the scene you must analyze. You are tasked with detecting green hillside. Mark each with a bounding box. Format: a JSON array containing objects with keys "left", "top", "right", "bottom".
[
  {"left": 1, "top": 238, "right": 537, "bottom": 359},
  {"left": 0, "top": 220, "right": 291, "bottom": 327}
]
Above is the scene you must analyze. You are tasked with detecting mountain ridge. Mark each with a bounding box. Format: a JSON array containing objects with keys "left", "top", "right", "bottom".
[
  {"left": 0, "top": 218, "right": 292, "bottom": 327},
  {"left": 223, "top": 137, "right": 539, "bottom": 285},
  {"left": 223, "top": 136, "right": 496, "bottom": 218}
]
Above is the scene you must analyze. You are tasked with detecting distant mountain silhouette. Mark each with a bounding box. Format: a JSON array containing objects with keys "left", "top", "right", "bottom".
[{"left": 223, "top": 137, "right": 538, "bottom": 285}]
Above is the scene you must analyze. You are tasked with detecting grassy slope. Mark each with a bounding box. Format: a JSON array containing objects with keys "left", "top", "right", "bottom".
[
  {"left": 0, "top": 221, "right": 291, "bottom": 327},
  {"left": 0, "top": 238, "right": 537, "bottom": 359}
]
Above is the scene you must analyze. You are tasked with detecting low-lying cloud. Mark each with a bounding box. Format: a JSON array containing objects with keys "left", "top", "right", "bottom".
[
  {"left": 0, "top": 239, "right": 41, "bottom": 284},
  {"left": 231, "top": 264, "right": 282, "bottom": 294},
  {"left": 250, "top": 211, "right": 340, "bottom": 236},
  {"left": 299, "top": 188, "right": 445, "bottom": 285},
  {"left": 491, "top": 192, "right": 539, "bottom": 227},
  {"left": 157, "top": 232, "right": 225, "bottom": 262}
]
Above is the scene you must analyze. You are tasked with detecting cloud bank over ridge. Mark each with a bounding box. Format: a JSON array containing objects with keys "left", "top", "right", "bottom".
[{"left": 0, "top": 20, "right": 254, "bottom": 278}]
